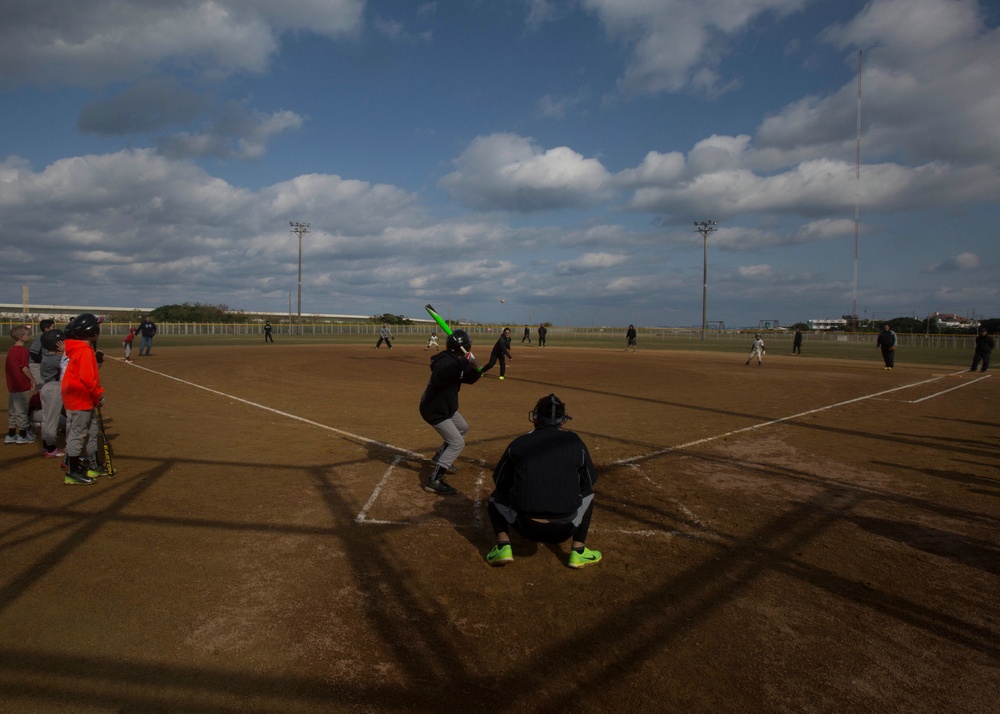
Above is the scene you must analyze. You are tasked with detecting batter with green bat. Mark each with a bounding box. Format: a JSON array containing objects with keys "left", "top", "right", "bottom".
[{"left": 419, "top": 305, "right": 481, "bottom": 495}]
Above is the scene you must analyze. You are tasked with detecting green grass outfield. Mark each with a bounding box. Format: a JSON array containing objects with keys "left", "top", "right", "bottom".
[{"left": 86, "top": 329, "right": 978, "bottom": 368}]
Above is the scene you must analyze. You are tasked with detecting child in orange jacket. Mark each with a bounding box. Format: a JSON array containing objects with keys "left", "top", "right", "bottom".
[{"left": 61, "top": 314, "right": 106, "bottom": 485}]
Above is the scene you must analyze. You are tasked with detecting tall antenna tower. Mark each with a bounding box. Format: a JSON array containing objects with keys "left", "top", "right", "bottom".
[{"left": 852, "top": 50, "right": 862, "bottom": 325}]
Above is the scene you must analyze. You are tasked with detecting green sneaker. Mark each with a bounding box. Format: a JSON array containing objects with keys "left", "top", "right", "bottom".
[
  {"left": 65, "top": 471, "right": 96, "bottom": 485},
  {"left": 568, "top": 547, "right": 602, "bottom": 569},
  {"left": 486, "top": 543, "right": 513, "bottom": 566}
]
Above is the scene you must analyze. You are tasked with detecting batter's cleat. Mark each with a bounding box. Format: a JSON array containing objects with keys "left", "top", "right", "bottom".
[
  {"left": 486, "top": 543, "right": 513, "bottom": 566},
  {"left": 423, "top": 477, "right": 458, "bottom": 495},
  {"left": 65, "top": 471, "right": 96, "bottom": 485},
  {"left": 568, "top": 547, "right": 602, "bottom": 569}
]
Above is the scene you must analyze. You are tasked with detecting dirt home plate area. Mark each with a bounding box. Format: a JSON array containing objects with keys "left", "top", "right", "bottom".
[{"left": 1, "top": 343, "right": 998, "bottom": 712}]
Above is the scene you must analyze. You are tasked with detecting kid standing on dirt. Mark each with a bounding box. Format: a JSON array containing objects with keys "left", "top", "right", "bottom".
[
  {"left": 122, "top": 327, "right": 137, "bottom": 363},
  {"left": 745, "top": 334, "right": 766, "bottom": 366},
  {"left": 62, "top": 314, "right": 107, "bottom": 485},
  {"left": 5, "top": 325, "right": 36, "bottom": 445}
]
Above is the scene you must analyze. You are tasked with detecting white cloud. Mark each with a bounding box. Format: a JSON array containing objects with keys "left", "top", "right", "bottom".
[
  {"left": 555, "top": 252, "right": 629, "bottom": 275},
  {"left": 582, "top": 0, "right": 807, "bottom": 97},
  {"left": 439, "top": 133, "right": 613, "bottom": 212},
  {"left": 923, "top": 252, "right": 982, "bottom": 273},
  {"left": 155, "top": 105, "right": 303, "bottom": 160},
  {"left": 759, "top": 0, "right": 1000, "bottom": 166},
  {"left": 0, "top": 0, "right": 365, "bottom": 86}
]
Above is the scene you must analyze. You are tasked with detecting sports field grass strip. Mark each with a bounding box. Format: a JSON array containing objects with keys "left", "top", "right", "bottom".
[{"left": 612, "top": 370, "right": 968, "bottom": 466}]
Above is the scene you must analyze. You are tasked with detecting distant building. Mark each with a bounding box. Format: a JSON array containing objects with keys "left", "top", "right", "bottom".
[
  {"left": 929, "top": 312, "right": 978, "bottom": 330},
  {"left": 808, "top": 318, "right": 848, "bottom": 330}
]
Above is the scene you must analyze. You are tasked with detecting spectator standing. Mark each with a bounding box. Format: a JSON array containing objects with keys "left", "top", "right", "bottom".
[
  {"left": 970, "top": 326, "right": 995, "bottom": 373},
  {"left": 876, "top": 324, "right": 897, "bottom": 370},
  {"left": 136, "top": 316, "right": 157, "bottom": 357}
]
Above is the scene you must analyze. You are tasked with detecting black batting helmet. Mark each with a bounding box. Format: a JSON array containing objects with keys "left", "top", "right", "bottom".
[
  {"left": 530, "top": 393, "right": 572, "bottom": 427},
  {"left": 40, "top": 328, "right": 66, "bottom": 352},
  {"left": 68, "top": 313, "right": 103, "bottom": 339},
  {"left": 446, "top": 329, "right": 472, "bottom": 354}
]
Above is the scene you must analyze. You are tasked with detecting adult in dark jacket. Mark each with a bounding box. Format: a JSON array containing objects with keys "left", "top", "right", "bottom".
[
  {"left": 136, "top": 316, "right": 157, "bottom": 357},
  {"left": 485, "top": 394, "right": 602, "bottom": 569},
  {"left": 419, "top": 329, "right": 481, "bottom": 494},
  {"left": 970, "top": 326, "right": 995, "bottom": 372},
  {"left": 479, "top": 327, "right": 513, "bottom": 379},
  {"left": 876, "top": 323, "right": 897, "bottom": 370}
]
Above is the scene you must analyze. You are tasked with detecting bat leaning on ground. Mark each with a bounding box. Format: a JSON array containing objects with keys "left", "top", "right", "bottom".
[{"left": 96, "top": 407, "right": 117, "bottom": 477}]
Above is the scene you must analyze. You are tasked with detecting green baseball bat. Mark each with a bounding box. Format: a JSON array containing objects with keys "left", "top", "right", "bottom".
[{"left": 424, "top": 304, "right": 453, "bottom": 336}]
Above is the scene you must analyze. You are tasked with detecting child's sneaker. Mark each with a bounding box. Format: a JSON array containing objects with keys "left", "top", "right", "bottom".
[
  {"left": 65, "top": 471, "right": 96, "bottom": 485},
  {"left": 43, "top": 448, "right": 67, "bottom": 459},
  {"left": 486, "top": 543, "right": 513, "bottom": 566},
  {"left": 86, "top": 457, "right": 109, "bottom": 478},
  {"left": 3, "top": 434, "right": 17, "bottom": 444},
  {"left": 15, "top": 433, "right": 36, "bottom": 444},
  {"left": 568, "top": 547, "right": 602, "bottom": 569}
]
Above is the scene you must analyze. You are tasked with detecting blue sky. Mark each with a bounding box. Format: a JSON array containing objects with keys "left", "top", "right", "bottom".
[{"left": 1, "top": 0, "right": 997, "bottom": 327}]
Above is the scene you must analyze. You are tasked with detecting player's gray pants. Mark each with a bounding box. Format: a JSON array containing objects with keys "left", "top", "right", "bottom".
[
  {"left": 7, "top": 391, "right": 30, "bottom": 430},
  {"left": 40, "top": 381, "right": 64, "bottom": 445},
  {"left": 65, "top": 409, "right": 98, "bottom": 458},
  {"left": 430, "top": 411, "right": 468, "bottom": 469}
]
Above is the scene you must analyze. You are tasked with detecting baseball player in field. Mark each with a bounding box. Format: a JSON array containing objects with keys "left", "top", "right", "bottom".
[
  {"left": 745, "top": 334, "right": 766, "bottom": 366},
  {"left": 425, "top": 331, "right": 439, "bottom": 350},
  {"left": 419, "top": 329, "right": 481, "bottom": 494},
  {"left": 478, "top": 327, "right": 513, "bottom": 380},
  {"left": 485, "top": 394, "right": 601, "bottom": 569}
]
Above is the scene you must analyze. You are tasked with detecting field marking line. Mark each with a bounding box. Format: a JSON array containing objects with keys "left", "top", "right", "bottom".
[
  {"left": 613, "top": 371, "right": 967, "bottom": 465},
  {"left": 122, "top": 360, "right": 425, "bottom": 461},
  {"left": 904, "top": 373, "right": 991, "bottom": 403},
  {"left": 355, "top": 456, "right": 402, "bottom": 524}
]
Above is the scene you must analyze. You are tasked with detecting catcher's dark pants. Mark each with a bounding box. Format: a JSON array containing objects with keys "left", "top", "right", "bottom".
[
  {"left": 880, "top": 347, "right": 895, "bottom": 368},
  {"left": 488, "top": 499, "right": 594, "bottom": 545}
]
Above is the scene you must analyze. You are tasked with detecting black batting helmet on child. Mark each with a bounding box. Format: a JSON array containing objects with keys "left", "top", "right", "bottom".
[
  {"left": 446, "top": 329, "right": 472, "bottom": 354},
  {"left": 531, "top": 393, "right": 572, "bottom": 426},
  {"left": 40, "top": 328, "right": 66, "bottom": 352},
  {"left": 68, "top": 313, "right": 103, "bottom": 339}
]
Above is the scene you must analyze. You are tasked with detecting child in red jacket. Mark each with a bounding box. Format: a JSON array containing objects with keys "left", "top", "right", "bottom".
[
  {"left": 5, "top": 325, "right": 37, "bottom": 445},
  {"left": 122, "top": 326, "right": 137, "bottom": 363},
  {"left": 61, "top": 313, "right": 106, "bottom": 485}
]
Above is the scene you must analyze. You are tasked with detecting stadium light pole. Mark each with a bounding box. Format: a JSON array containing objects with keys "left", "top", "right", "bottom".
[
  {"left": 290, "top": 222, "right": 310, "bottom": 335},
  {"left": 694, "top": 221, "right": 718, "bottom": 341}
]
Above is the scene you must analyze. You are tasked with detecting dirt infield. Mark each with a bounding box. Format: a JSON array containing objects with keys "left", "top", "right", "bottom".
[{"left": 1, "top": 343, "right": 998, "bottom": 712}]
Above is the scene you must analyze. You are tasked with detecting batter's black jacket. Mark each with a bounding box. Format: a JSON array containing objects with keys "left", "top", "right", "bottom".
[
  {"left": 419, "top": 350, "right": 481, "bottom": 425},
  {"left": 491, "top": 426, "right": 597, "bottom": 519}
]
